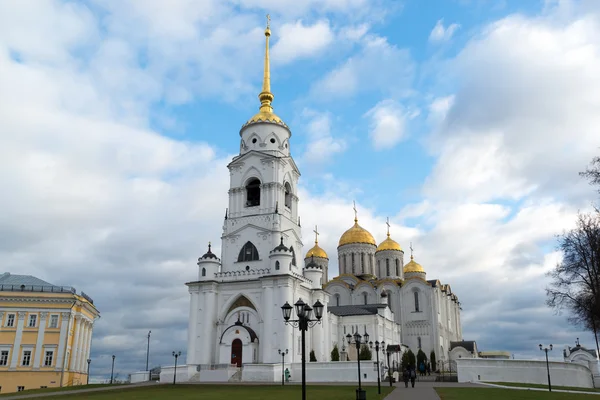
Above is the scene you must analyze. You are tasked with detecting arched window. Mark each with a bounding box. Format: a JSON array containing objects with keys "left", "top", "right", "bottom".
[
  {"left": 351, "top": 253, "right": 355, "bottom": 274},
  {"left": 275, "top": 261, "right": 280, "bottom": 270},
  {"left": 418, "top": 337, "right": 422, "bottom": 349},
  {"left": 202, "top": 268, "right": 206, "bottom": 277},
  {"left": 245, "top": 178, "right": 261, "bottom": 207},
  {"left": 377, "top": 260, "right": 380, "bottom": 276},
  {"left": 343, "top": 254, "right": 347, "bottom": 273},
  {"left": 361, "top": 253, "right": 365, "bottom": 274},
  {"left": 395, "top": 259, "right": 400, "bottom": 276},
  {"left": 290, "top": 246, "right": 296, "bottom": 266},
  {"left": 335, "top": 294, "right": 340, "bottom": 306},
  {"left": 369, "top": 255, "right": 373, "bottom": 272},
  {"left": 284, "top": 182, "right": 292, "bottom": 209},
  {"left": 363, "top": 292, "right": 368, "bottom": 305},
  {"left": 238, "top": 241, "right": 259, "bottom": 262},
  {"left": 387, "top": 291, "right": 393, "bottom": 312},
  {"left": 386, "top": 259, "right": 390, "bottom": 276},
  {"left": 414, "top": 291, "right": 420, "bottom": 312}
]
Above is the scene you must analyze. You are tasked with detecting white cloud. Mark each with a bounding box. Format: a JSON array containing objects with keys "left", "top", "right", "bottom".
[
  {"left": 272, "top": 20, "right": 334, "bottom": 64},
  {"left": 299, "top": 109, "right": 347, "bottom": 162},
  {"left": 365, "top": 100, "right": 414, "bottom": 150},
  {"left": 314, "top": 35, "right": 415, "bottom": 99},
  {"left": 429, "top": 19, "right": 461, "bottom": 42}
]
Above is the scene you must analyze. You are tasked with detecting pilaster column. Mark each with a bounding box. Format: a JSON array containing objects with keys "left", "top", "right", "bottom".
[
  {"left": 187, "top": 290, "right": 199, "bottom": 365},
  {"left": 201, "top": 286, "right": 217, "bottom": 364},
  {"left": 86, "top": 322, "right": 94, "bottom": 364},
  {"left": 33, "top": 312, "right": 48, "bottom": 369},
  {"left": 0, "top": 312, "right": 4, "bottom": 331},
  {"left": 69, "top": 316, "right": 82, "bottom": 371},
  {"left": 77, "top": 321, "right": 88, "bottom": 371},
  {"left": 83, "top": 322, "right": 93, "bottom": 370},
  {"left": 260, "top": 285, "right": 273, "bottom": 363},
  {"left": 9, "top": 312, "right": 27, "bottom": 368},
  {"left": 55, "top": 312, "right": 71, "bottom": 371}
]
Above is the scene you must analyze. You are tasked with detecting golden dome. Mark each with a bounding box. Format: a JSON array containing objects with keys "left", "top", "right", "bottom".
[
  {"left": 305, "top": 243, "right": 328, "bottom": 259},
  {"left": 376, "top": 234, "right": 402, "bottom": 252},
  {"left": 404, "top": 256, "right": 425, "bottom": 274},
  {"left": 338, "top": 221, "right": 377, "bottom": 247}
]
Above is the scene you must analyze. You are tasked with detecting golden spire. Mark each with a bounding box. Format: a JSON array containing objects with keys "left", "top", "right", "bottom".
[{"left": 258, "top": 14, "right": 274, "bottom": 114}]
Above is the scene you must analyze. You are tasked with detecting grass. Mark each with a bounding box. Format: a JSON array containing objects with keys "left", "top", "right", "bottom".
[
  {"left": 436, "top": 387, "right": 600, "bottom": 399},
  {"left": 0, "top": 384, "right": 121, "bottom": 397},
  {"left": 484, "top": 381, "right": 600, "bottom": 393},
  {"left": 25, "top": 384, "right": 394, "bottom": 399}
]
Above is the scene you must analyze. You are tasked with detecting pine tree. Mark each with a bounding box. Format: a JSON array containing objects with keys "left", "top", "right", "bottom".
[
  {"left": 359, "top": 344, "right": 372, "bottom": 360},
  {"left": 310, "top": 349, "right": 317, "bottom": 362},
  {"left": 407, "top": 349, "right": 416, "bottom": 369},
  {"left": 331, "top": 344, "right": 340, "bottom": 361},
  {"left": 430, "top": 350, "right": 437, "bottom": 372},
  {"left": 401, "top": 350, "right": 411, "bottom": 370},
  {"left": 416, "top": 349, "right": 427, "bottom": 373}
]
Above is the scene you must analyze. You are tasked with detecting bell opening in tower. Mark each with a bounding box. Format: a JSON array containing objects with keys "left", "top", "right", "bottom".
[{"left": 246, "top": 178, "right": 261, "bottom": 207}]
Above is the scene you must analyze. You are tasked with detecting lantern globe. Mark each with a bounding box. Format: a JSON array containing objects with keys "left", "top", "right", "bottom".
[
  {"left": 281, "top": 301, "right": 293, "bottom": 321},
  {"left": 294, "top": 298, "right": 306, "bottom": 318}
]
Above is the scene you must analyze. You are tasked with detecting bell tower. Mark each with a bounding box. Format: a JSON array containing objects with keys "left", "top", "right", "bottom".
[{"left": 220, "top": 17, "right": 302, "bottom": 274}]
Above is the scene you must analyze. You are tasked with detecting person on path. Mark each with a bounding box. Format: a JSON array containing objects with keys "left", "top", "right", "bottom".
[
  {"left": 410, "top": 367, "right": 416, "bottom": 388},
  {"left": 403, "top": 368, "right": 410, "bottom": 388}
]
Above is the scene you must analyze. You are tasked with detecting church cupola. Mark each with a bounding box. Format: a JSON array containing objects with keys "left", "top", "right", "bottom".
[
  {"left": 304, "top": 225, "right": 329, "bottom": 283},
  {"left": 337, "top": 203, "right": 377, "bottom": 277},
  {"left": 239, "top": 16, "right": 291, "bottom": 157},
  {"left": 404, "top": 245, "right": 426, "bottom": 281},
  {"left": 303, "top": 256, "right": 324, "bottom": 289},
  {"left": 269, "top": 236, "right": 293, "bottom": 274},
  {"left": 375, "top": 218, "right": 404, "bottom": 279},
  {"left": 197, "top": 242, "right": 221, "bottom": 280}
]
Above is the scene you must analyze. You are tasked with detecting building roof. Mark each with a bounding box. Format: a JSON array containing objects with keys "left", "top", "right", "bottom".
[
  {"left": 450, "top": 340, "right": 477, "bottom": 353},
  {"left": 0, "top": 272, "right": 56, "bottom": 287},
  {"left": 328, "top": 304, "right": 387, "bottom": 317}
]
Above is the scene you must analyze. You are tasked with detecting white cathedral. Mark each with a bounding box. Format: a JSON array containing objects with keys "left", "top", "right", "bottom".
[{"left": 183, "top": 21, "right": 463, "bottom": 379}]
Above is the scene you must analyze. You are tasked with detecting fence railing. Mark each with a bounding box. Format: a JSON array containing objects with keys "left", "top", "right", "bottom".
[{"left": 0, "top": 284, "right": 76, "bottom": 294}]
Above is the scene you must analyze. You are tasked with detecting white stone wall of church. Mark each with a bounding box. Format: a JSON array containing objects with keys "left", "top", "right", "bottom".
[
  {"left": 457, "top": 358, "right": 594, "bottom": 388},
  {"left": 240, "top": 123, "right": 291, "bottom": 157}
]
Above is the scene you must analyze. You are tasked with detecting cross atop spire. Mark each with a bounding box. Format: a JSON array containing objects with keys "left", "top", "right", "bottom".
[
  {"left": 386, "top": 217, "right": 391, "bottom": 237},
  {"left": 313, "top": 225, "right": 319, "bottom": 243},
  {"left": 266, "top": 13, "right": 271, "bottom": 29},
  {"left": 410, "top": 242, "right": 414, "bottom": 260},
  {"left": 353, "top": 201, "right": 358, "bottom": 223}
]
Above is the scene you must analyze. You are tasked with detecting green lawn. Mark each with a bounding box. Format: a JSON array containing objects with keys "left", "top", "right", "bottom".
[
  {"left": 0, "top": 384, "right": 120, "bottom": 397},
  {"left": 484, "top": 382, "right": 600, "bottom": 393},
  {"left": 436, "top": 387, "right": 600, "bottom": 399},
  {"left": 26, "top": 384, "right": 393, "bottom": 399}
]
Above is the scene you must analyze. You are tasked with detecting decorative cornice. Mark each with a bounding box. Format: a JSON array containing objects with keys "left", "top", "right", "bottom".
[
  {"left": 17, "top": 311, "right": 26, "bottom": 320},
  {"left": 1, "top": 296, "right": 77, "bottom": 305}
]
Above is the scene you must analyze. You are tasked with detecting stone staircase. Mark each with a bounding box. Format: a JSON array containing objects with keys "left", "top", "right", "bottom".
[{"left": 229, "top": 368, "right": 242, "bottom": 382}]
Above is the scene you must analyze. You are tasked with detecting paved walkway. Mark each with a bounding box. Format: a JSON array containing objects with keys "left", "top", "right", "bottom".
[{"left": 384, "top": 382, "right": 486, "bottom": 400}]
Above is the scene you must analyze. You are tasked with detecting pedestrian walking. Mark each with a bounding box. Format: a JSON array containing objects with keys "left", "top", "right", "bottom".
[
  {"left": 403, "top": 368, "right": 410, "bottom": 388},
  {"left": 410, "top": 367, "right": 416, "bottom": 387}
]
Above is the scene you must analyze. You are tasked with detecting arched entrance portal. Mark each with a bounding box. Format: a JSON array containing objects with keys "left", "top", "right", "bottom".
[{"left": 231, "top": 339, "right": 243, "bottom": 367}]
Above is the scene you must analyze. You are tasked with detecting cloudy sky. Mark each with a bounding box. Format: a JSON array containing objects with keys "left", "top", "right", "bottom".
[{"left": 1, "top": 0, "right": 600, "bottom": 380}]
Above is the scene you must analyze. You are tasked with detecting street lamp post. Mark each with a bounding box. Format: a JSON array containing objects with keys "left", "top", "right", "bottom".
[
  {"left": 146, "top": 330, "right": 151, "bottom": 380},
  {"left": 346, "top": 331, "right": 370, "bottom": 400},
  {"left": 110, "top": 355, "right": 115, "bottom": 384},
  {"left": 172, "top": 351, "right": 181, "bottom": 385},
  {"left": 539, "top": 344, "right": 553, "bottom": 392},
  {"left": 86, "top": 359, "right": 91, "bottom": 385},
  {"left": 281, "top": 298, "right": 324, "bottom": 400},
  {"left": 278, "top": 349, "right": 288, "bottom": 385},
  {"left": 383, "top": 345, "right": 392, "bottom": 387},
  {"left": 369, "top": 340, "right": 384, "bottom": 395}
]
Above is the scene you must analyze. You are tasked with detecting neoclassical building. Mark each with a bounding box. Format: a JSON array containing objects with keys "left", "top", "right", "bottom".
[{"left": 182, "top": 20, "right": 463, "bottom": 381}]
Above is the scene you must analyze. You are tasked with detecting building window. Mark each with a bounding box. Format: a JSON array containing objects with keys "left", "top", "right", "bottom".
[
  {"left": 245, "top": 178, "right": 261, "bottom": 207},
  {"left": 335, "top": 294, "right": 340, "bottom": 306},
  {"left": 6, "top": 314, "right": 15, "bottom": 327},
  {"left": 284, "top": 182, "right": 292, "bottom": 209},
  {"left": 386, "top": 259, "right": 390, "bottom": 276},
  {"left": 0, "top": 351, "right": 8, "bottom": 366},
  {"left": 201, "top": 268, "right": 206, "bottom": 277},
  {"left": 28, "top": 314, "right": 37, "bottom": 327},
  {"left": 44, "top": 351, "right": 53, "bottom": 366},
  {"left": 414, "top": 292, "right": 420, "bottom": 312},
  {"left": 395, "top": 259, "right": 399, "bottom": 276},
  {"left": 49, "top": 315, "right": 59, "bottom": 329},
  {"left": 363, "top": 292, "right": 368, "bottom": 305},
  {"left": 351, "top": 253, "right": 355, "bottom": 274},
  {"left": 275, "top": 261, "right": 280, "bottom": 270},
  {"left": 18, "top": 387, "right": 25, "bottom": 392},
  {"left": 377, "top": 260, "right": 380, "bottom": 276},
  {"left": 361, "top": 253, "right": 365, "bottom": 274},
  {"left": 343, "top": 254, "right": 347, "bottom": 272},
  {"left": 237, "top": 241, "right": 259, "bottom": 262},
  {"left": 22, "top": 350, "right": 31, "bottom": 366},
  {"left": 418, "top": 337, "right": 422, "bottom": 349},
  {"left": 290, "top": 246, "right": 297, "bottom": 266}
]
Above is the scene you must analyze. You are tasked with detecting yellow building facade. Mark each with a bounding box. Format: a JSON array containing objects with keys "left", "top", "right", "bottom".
[{"left": 0, "top": 273, "right": 100, "bottom": 394}]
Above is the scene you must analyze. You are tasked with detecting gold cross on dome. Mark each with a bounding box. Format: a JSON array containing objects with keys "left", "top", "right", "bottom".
[
  {"left": 266, "top": 14, "right": 271, "bottom": 29},
  {"left": 386, "top": 217, "right": 391, "bottom": 236},
  {"left": 410, "top": 242, "right": 414, "bottom": 258},
  {"left": 313, "top": 225, "right": 319, "bottom": 243},
  {"left": 353, "top": 201, "right": 358, "bottom": 222}
]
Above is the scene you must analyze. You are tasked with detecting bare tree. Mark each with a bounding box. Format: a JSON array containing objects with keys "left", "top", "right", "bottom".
[
  {"left": 546, "top": 211, "right": 600, "bottom": 356},
  {"left": 580, "top": 155, "right": 600, "bottom": 194}
]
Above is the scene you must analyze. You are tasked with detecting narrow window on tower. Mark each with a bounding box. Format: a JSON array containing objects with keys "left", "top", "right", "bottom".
[
  {"left": 290, "top": 246, "right": 297, "bottom": 266},
  {"left": 418, "top": 337, "right": 422, "bottom": 349},
  {"left": 336, "top": 294, "right": 340, "bottom": 306},
  {"left": 351, "top": 253, "right": 355, "bottom": 274},
  {"left": 363, "top": 292, "right": 368, "bottom": 305},
  {"left": 395, "top": 259, "right": 400, "bottom": 276},
  {"left": 361, "top": 253, "right": 365, "bottom": 274},
  {"left": 386, "top": 259, "right": 390, "bottom": 276},
  {"left": 245, "top": 178, "right": 261, "bottom": 207},
  {"left": 275, "top": 261, "right": 280, "bottom": 270},
  {"left": 238, "top": 241, "right": 260, "bottom": 262},
  {"left": 202, "top": 268, "right": 206, "bottom": 277},
  {"left": 284, "top": 182, "right": 292, "bottom": 209},
  {"left": 414, "top": 291, "right": 420, "bottom": 312}
]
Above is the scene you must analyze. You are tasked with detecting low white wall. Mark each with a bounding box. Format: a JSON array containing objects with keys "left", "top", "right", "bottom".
[
  {"left": 130, "top": 371, "right": 151, "bottom": 383},
  {"left": 457, "top": 358, "right": 594, "bottom": 388},
  {"left": 293, "top": 361, "right": 382, "bottom": 383},
  {"left": 160, "top": 365, "right": 189, "bottom": 383}
]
